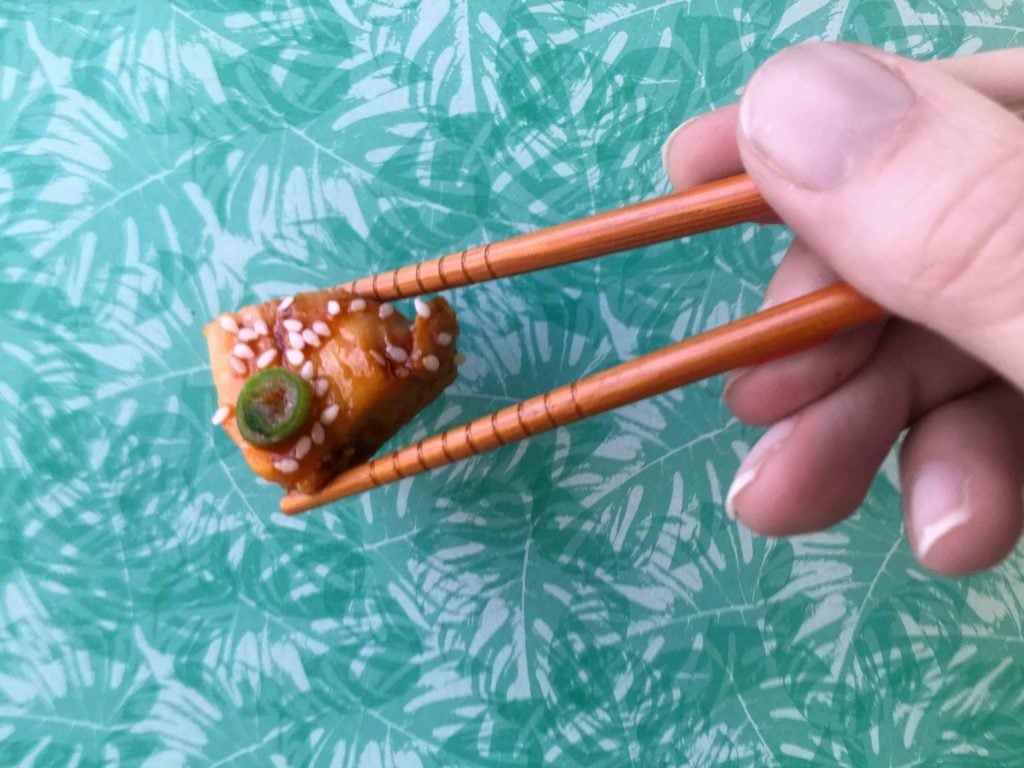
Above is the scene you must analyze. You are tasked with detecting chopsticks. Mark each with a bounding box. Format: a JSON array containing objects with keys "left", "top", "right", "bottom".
[
  {"left": 280, "top": 173, "right": 883, "bottom": 514},
  {"left": 340, "top": 173, "right": 771, "bottom": 300}
]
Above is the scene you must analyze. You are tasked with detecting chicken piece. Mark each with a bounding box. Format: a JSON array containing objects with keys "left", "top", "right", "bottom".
[{"left": 205, "top": 290, "right": 460, "bottom": 494}]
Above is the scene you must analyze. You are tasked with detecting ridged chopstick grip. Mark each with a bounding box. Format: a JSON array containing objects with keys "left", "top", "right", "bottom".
[
  {"left": 341, "top": 174, "right": 769, "bottom": 301},
  {"left": 282, "top": 283, "right": 883, "bottom": 514}
]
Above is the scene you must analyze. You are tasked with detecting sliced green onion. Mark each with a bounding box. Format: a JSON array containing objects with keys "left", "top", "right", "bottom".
[{"left": 235, "top": 368, "right": 313, "bottom": 446}]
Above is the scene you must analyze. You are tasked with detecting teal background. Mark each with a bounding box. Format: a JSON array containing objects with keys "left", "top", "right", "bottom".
[{"left": 3, "top": 2, "right": 1024, "bottom": 766}]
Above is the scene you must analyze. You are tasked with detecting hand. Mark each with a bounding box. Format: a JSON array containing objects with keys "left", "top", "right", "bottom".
[{"left": 662, "top": 43, "right": 1024, "bottom": 575}]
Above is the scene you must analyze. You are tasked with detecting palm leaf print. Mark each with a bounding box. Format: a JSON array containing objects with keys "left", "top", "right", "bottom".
[{"left": 2, "top": 1, "right": 1024, "bottom": 765}]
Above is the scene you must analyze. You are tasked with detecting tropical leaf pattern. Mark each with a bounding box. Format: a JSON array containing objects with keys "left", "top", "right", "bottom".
[{"left": 2, "top": 1, "right": 1024, "bottom": 765}]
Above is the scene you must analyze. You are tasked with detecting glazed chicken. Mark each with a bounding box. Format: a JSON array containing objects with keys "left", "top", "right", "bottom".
[{"left": 205, "top": 289, "right": 460, "bottom": 494}]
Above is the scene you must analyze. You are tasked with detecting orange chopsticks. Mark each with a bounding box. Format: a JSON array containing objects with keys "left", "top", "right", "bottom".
[
  {"left": 340, "top": 173, "right": 770, "bottom": 300},
  {"left": 281, "top": 173, "right": 882, "bottom": 514}
]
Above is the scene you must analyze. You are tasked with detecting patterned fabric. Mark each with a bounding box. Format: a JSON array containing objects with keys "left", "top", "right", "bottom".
[{"left": 3, "top": 2, "right": 1023, "bottom": 765}]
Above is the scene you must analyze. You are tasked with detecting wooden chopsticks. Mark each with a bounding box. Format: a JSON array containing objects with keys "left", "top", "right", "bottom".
[
  {"left": 280, "top": 173, "right": 883, "bottom": 514},
  {"left": 339, "top": 173, "right": 770, "bottom": 300}
]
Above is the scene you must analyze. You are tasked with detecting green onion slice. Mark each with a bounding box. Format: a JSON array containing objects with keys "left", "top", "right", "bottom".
[{"left": 235, "top": 368, "right": 313, "bottom": 446}]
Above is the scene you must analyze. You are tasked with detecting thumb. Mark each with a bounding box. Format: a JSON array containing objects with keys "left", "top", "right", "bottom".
[{"left": 737, "top": 43, "right": 1024, "bottom": 387}]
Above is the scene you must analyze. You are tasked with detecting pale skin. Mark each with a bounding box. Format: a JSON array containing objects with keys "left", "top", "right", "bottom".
[{"left": 662, "top": 44, "right": 1024, "bottom": 575}]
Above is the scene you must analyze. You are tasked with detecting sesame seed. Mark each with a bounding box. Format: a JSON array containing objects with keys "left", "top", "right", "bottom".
[
  {"left": 294, "top": 435, "right": 312, "bottom": 460},
  {"left": 454, "top": 352, "right": 466, "bottom": 365},
  {"left": 300, "top": 360, "right": 314, "bottom": 380},
  {"left": 311, "top": 422, "right": 325, "bottom": 444},
  {"left": 219, "top": 315, "right": 239, "bottom": 334},
  {"left": 211, "top": 406, "right": 230, "bottom": 425},
  {"left": 320, "top": 404, "right": 340, "bottom": 425},
  {"left": 253, "top": 318, "right": 269, "bottom": 336},
  {"left": 229, "top": 357, "right": 247, "bottom": 374},
  {"left": 350, "top": 298, "right": 366, "bottom": 312},
  {"left": 302, "top": 329, "right": 321, "bottom": 348},
  {"left": 378, "top": 303, "right": 394, "bottom": 319},
  {"left": 386, "top": 345, "right": 408, "bottom": 363},
  {"left": 436, "top": 332, "right": 452, "bottom": 346},
  {"left": 288, "top": 332, "right": 305, "bottom": 350},
  {"left": 256, "top": 348, "right": 279, "bottom": 368},
  {"left": 369, "top": 350, "right": 386, "bottom": 366},
  {"left": 414, "top": 298, "right": 432, "bottom": 319},
  {"left": 233, "top": 343, "right": 255, "bottom": 359},
  {"left": 315, "top": 378, "right": 329, "bottom": 397},
  {"left": 327, "top": 300, "right": 341, "bottom": 316},
  {"left": 279, "top": 296, "right": 294, "bottom": 312},
  {"left": 274, "top": 458, "right": 300, "bottom": 474},
  {"left": 283, "top": 318, "right": 303, "bottom": 332},
  {"left": 286, "top": 349, "right": 304, "bottom": 367},
  {"left": 312, "top": 320, "right": 331, "bottom": 337},
  {"left": 237, "top": 328, "right": 258, "bottom": 342},
  {"left": 422, "top": 354, "right": 440, "bottom": 372}
]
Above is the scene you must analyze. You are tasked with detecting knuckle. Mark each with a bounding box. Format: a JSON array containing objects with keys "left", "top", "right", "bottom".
[{"left": 913, "top": 149, "right": 1024, "bottom": 321}]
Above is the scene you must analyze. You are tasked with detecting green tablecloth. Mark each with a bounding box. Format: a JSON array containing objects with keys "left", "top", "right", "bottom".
[{"left": 4, "top": 3, "right": 1024, "bottom": 765}]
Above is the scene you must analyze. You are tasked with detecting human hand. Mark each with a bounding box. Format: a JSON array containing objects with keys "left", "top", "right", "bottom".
[{"left": 662, "top": 43, "right": 1024, "bottom": 574}]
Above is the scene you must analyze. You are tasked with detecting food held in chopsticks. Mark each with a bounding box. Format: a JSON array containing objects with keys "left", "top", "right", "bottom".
[
  {"left": 206, "top": 289, "right": 460, "bottom": 494},
  {"left": 278, "top": 175, "right": 885, "bottom": 515}
]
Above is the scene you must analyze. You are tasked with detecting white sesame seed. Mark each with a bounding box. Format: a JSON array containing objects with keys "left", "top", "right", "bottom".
[
  {"left": 283, "top": 318, "right": 303, "bottom": 332},
  {"left": 302, "top": 329, "right": 321, "bottom": 348},
  {"left": 311, "top": 422, "right": 325, "bottom": 445},
  {"left": 288, "top": 332, "right": 305, "bottom": 350},
  {"left": 237, "top": 328, "right": 258, "bottom": 342},
  {"left": 211, "top": 406, "right": 230, "bottom": 425},
  {"left": 300, "top": 360, "right": 314, "bottom": 380},
  {"left": 422, "top": 354, "right": 440, "bottom": 372},
  {"left": 253, "top": 318, "right": 269, "bottom": 336},
  {"left": 312, "top": 320, "right": 331, "bottom": 337},
  {"left": 350, "top": 298, "right": 366, "bottom": 312},
  {"left": 320, "top": 404, "right": 340, "bottom": 425},
  {"left": 256, "top": 348, "right": 279, "bottom": 369},
  {"left": 386, "top": 345, "right": 408, "bottom": 363},
  {"left": 219, "top": 315, "right": 239, "bottom": 334},
  {"left": 229, "top": 357, "right": 247, "bottom": 374},
  {"left": 436, "top": 332, "right": 452, "bottom": 346},
  {"left": 274, "top": 458, "right": 300, "bottom": 474},
  {"left": 315, "top": 378, "right": 329, "bottom": 397},
  {"left": 286, "top": 349, "right": 305, "bottom": 367},
  {"left": 396, "top": 368, "right": 410, "bottom": 378},
  {"left": 414, "top": 298, "right": 432, "bottom": 319},
  {"left": 279, "top": 296, "right": 294, "bottom": 311},
  {"left": 369, "top": 350, "right": 386, "bottom": 366},
  {"left": 294, "top": 435, "right": 312, "bottom": 460},
  {"left": 378, "top": 303, "right": 394, "bottom": 319},
  {"left": 327, "top": 300, "right": 341, "bottom": 316},
  {"left": 233, "top": 343, "right": 255, "bottom": 359},
  {"left": 454, "top": 352, "right": 466, "bottom": 365}
]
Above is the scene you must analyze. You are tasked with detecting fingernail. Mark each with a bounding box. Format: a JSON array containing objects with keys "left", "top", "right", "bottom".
[
  {"left": 739, "top": 43, "right": 915, "bottom": 190},
  {"left": 722, "top": 369, "right": 749, "bottom": 400},
  {"left": 726, "top": 416, "right": 797, "bottom": 520},
  {"left": 661, "top": 116, "right": 695, "bottom": 175},
  {"left": 910, "top": 461, "right": 971, "bottom": 560}
]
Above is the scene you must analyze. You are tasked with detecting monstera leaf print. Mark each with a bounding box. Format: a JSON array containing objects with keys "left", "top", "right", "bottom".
[{"left": 3, "top": 1, "right": 1024, "bottom": 766}]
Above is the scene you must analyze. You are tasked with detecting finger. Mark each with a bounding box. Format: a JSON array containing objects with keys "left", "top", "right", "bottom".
[
  {"left": 725, "top": 238, "right": 885, "bottom": 425},
  {"left": 662, "top": 103, "right": 741, "bottom": 190},
  {"left": 661, "top": 103, "right": 782, "bottom": 225},
  {"left": 932, "top": 47, "right": 1024, "bottom": 115},
  {"left": 725, "top": 321, "right": 991, "bottom": 535},
  {"left": 900, "top": 383, "right": 1024, "bottom": 575},
  {"left": 736, "top": 42, "right": 1024, "bottom": 387},
  {"left": 663, "top": 48, "right": 1024, "bottom": 190}
]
